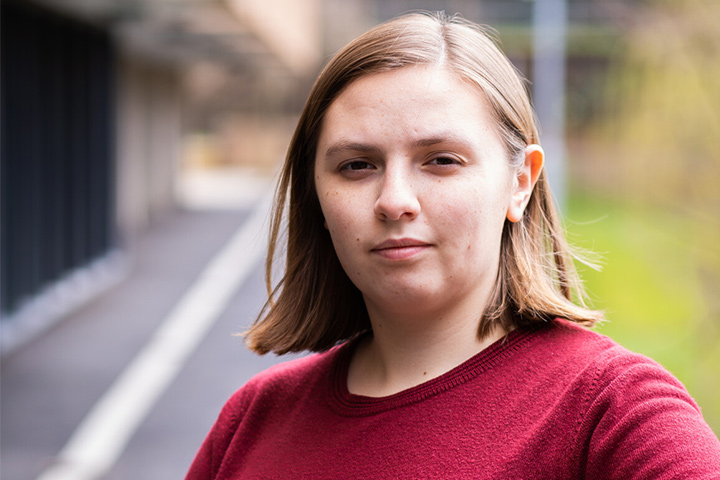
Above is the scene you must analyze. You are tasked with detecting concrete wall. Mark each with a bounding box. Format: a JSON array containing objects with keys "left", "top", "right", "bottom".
[{"left": 116, "top": 55, "right": 182, "bottom": 242}]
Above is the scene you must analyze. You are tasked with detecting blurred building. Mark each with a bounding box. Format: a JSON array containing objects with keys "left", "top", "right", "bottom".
[{"left": 0, "top": 0, "right": 330, "bottom": 355}]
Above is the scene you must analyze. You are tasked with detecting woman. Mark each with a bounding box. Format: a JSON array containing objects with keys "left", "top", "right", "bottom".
[{"left": 187, "top": 12, "right": 720, "bottom": 479}]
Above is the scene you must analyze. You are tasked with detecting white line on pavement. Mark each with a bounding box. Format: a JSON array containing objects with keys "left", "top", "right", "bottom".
[{"left": 36, "top": 190, "right": 274, "bottom": 480}]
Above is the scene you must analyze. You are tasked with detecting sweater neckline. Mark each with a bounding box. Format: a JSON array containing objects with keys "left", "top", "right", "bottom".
[{"left": 327, "top": 323, "right": 549, "bottom": 417}]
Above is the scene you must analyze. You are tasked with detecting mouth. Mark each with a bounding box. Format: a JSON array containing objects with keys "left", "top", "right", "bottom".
[{"left": 371, "top": 238, "right": 432, "bottom": 260}]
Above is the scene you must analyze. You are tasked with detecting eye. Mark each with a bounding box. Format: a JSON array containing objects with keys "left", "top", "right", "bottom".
[
  {"left": 339, "top": 160, "right": 375, "bottom": 172},
  {"left": 338, "top": 159, "right": 376, "bottom": 178},
  {"left": 426, "top": 155, "right": 463, "bottom": 167},
  {"left": 429, "top": 156, "right": 459, "bottom": 165}
]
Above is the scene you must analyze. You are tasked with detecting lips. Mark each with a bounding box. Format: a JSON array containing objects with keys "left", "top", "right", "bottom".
[{"left": 371, "top": 238, "right": 432, "bottom": 260}]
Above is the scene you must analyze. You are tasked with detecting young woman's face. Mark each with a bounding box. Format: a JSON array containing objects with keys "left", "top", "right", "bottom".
[{"left": 314, "top": 66, "right": 521, "bottom": 317}]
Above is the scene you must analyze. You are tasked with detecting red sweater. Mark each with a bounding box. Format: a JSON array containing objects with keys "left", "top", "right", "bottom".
[{"left": 187, "top": 320, "right": 720, "bottom": 479}]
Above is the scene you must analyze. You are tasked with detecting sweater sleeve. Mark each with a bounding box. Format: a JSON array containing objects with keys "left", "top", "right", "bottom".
[
  {"left": 579, "top": 349, "right": 720, "bottom": 479},
  {"left": 185, "top": 387, "right": 250, "bottom": 480}
]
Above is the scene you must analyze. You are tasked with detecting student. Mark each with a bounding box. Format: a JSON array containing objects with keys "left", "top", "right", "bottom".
[{"left": 187, "top": 12, "right": 720, "bottom": 479}]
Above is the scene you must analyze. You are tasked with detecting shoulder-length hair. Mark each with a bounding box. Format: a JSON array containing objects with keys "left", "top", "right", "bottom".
[{"left": 245, "top": 11, "right": 603, "bottom": 355}]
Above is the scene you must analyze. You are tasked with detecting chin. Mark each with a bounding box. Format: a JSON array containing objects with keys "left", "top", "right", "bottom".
[{"left": 364, "top": 284, "right": 444, "bottom": 312}]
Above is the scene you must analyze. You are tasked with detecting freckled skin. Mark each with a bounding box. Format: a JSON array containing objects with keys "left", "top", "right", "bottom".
[{"left": 314, "top": 66, "right": 518, "bottom": 320}]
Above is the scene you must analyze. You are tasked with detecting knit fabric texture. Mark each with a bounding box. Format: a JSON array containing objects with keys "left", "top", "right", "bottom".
[{"left": 186, "top": 320, "right": 720, "bottom": 479}]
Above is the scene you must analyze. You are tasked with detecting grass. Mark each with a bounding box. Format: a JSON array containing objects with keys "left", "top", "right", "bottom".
[{"left": 566, "top": 192, "right": 720, "bottom": 436}]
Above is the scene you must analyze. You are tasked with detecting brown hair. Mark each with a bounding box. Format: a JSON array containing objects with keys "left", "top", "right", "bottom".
[{"left": 245, "top": 11, "right": 603, "bottom": 355}]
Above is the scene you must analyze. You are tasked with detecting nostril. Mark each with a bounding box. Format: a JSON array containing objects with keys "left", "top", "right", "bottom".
[
  {"left": 374, "top": 193, "right": 420, "bottom": 221},
  {"left": 373, "top": 169, "right": 421, "bottom": 221}
]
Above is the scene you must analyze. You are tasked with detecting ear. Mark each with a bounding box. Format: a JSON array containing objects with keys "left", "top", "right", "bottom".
[{"left": 506, "top": 144, "right": 544, "bottom": 223}]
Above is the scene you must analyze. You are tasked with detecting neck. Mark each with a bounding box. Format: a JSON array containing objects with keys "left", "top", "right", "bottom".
[{"left": 347, "top": 295, "right": 507, "bottom": 397}]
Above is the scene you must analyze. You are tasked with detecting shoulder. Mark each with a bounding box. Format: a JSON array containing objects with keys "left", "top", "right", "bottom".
[
  {"left": 536, "top": 320, "right": 704, "bottom": 420},
  {"left": 185, "top": 346, "right": 346, "bottom": 479},
  {"left": 223, "top": 346, "right": 341, "bottom": 416},
  {"left": 541, "top": 320, "right": 692, "bottom": 402},
  {"left": 511, "top": 319, "right": 643, "bottom": 382},
  {"left": 539, "top": 320, "right": 720, "bottom": 478},
  {"left": 531, "top": 319, "right": 667, "bottom": 375},
  {"left": 539, "top": 318, "right": 620, "bottom": 355}
]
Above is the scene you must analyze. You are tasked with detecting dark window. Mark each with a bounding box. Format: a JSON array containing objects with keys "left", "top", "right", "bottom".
[{"left": 1, "top": 2, "right": 116, "bottom": 316}]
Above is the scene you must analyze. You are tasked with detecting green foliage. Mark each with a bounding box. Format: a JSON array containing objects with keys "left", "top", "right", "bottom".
[
  {"left": 566, "top": 0, "right": 720, "bottom": 436},
  {"left": 567, "top": 192, "right": 720, "bottom": 436}
]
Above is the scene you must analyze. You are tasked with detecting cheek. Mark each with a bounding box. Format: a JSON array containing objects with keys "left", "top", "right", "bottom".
[
  {"left": 319, "top": 196, "right": 351, "bottom": 232},
  {"left": 316, "top": 182, "right": 341, "bottom": 225},
  {"left": 439, "top": 189, "right": 509, "bottom": 248},
  {"left": 317, "top": 191, "right": 363, "bottom": 251}
]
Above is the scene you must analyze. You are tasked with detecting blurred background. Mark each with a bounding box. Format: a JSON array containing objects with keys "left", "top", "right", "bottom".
[{"left": 2, "top": 0, "right": 719, "bottom": 478}]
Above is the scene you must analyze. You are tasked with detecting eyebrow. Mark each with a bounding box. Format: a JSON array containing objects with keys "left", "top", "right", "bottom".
[
  {"left": 324, "top": 141, "right": 381, "bottom": 159},
  {"left": 413, "top": 135, "right": 468, "bottom": 148},
  {"left": 323, "top": 134, "right": 471, "bottom": 159}
]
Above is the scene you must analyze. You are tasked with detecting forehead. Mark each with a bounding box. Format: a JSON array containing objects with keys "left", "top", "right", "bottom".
[
  {"left": 317, "top": 65, "right": 501, "bottom": 150},
  {"left": 332, "top": 65, "right": 483, "bottom": 112}
]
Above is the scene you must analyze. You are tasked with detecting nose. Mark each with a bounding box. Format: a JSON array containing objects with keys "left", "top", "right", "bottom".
[{"left": 374, "top": 165, "right": 421, "bottom": 221}]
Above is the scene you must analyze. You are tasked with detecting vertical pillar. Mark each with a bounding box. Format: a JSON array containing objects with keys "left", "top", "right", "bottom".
[{"left": 533, "top": 0, "right": 568, "bottom": 208}]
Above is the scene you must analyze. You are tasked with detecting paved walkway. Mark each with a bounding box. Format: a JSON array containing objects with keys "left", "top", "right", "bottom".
[{"left": 1, "top": 169, "right": 293, "bottom": 479}]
